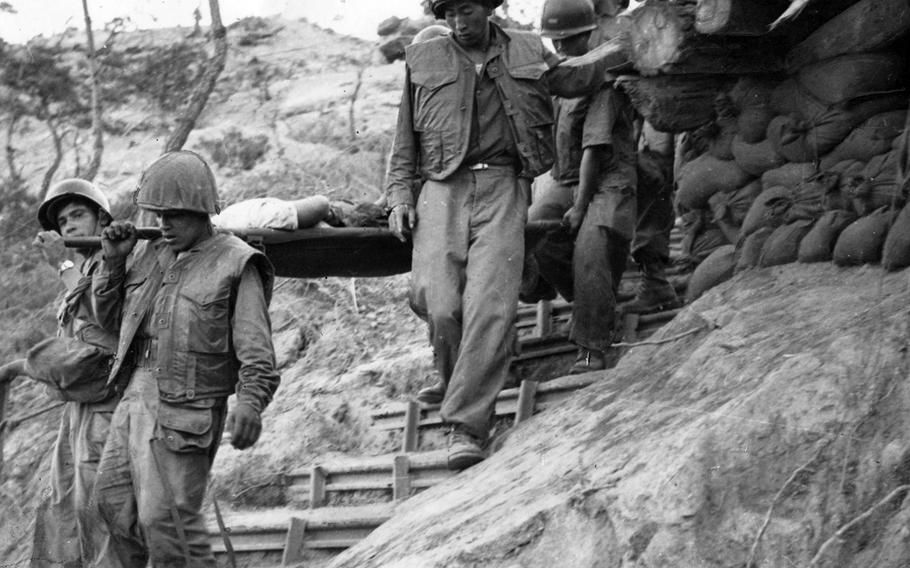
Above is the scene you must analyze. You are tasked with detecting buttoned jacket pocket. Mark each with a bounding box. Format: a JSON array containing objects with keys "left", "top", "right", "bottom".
[
  {"left": 156, "top": 399, "right": 216, "bottom": 453},
  {"left": 178, "top": 287, "right": 231, "bottom": 354}
]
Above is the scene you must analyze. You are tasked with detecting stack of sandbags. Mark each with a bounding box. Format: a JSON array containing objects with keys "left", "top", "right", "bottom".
[{"left": 674, "top": 44, "right": 907, "bottom": 297}]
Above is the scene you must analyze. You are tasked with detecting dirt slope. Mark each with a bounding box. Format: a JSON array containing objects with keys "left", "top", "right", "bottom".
[{"left": 329, "top": 263, "right": 910, "bottom": 568}]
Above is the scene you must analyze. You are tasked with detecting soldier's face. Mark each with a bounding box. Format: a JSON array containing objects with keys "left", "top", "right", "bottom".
[
  {"left": 155, "top": 210, "right": 211, "bottom": 253},
  {"left": 553, "top": 32, "right": 591, "bottom": 57},
  {"left": 56, "top": 201, "right": 101, "bottom": 238},
  {"left": 445, "top": 1, "right": 491, "bottom": 48}
]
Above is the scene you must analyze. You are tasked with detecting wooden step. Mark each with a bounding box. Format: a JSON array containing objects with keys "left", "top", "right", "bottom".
[
  {"left": 208, "top": 503, "right": 394, "bottom": 559},
  {"left": 372, "top": 307, "right": 682, "bottom": 433},
  {"left": 284, "top": 450, "right": 453, "bottom": 506}
]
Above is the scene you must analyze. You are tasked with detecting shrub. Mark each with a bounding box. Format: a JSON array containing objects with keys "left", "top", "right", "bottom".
[{"left": 196, "top": 128, "right": 269, "bottom": 171}]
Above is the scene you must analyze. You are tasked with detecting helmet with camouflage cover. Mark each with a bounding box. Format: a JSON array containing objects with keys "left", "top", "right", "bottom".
[
  {"left": 38, "top": 178, "right": 112, "bottom": 232},
  {"left": 134, "top": 150, "right": 221, "bottom": 215},
  {"left": 540, "top": 0, "right": 598, "bottom": 40}
]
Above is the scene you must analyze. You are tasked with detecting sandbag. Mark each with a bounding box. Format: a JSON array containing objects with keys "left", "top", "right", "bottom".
[
  {"left": 735, "top": 226, "right": 775, "bottom": 273},
  {"left": 729, "top": 77, "right": 776, "bottom": 143},
  {"left": 676, "top": 153, "right": 753, "bottom": 211},
  {"left": 770, "top": 80, "right": 823, "bottom": 119},
  {"left": 767, "top": 96, "right": 907, "bottom": 163},
  {"left": 797, "top": 53, "right": 907, "bottom": 106},
  {"left": 832, "top": 207, "right": 898, "bottom": 265},
  {"left": 883, "top": 200, "right": 910, "bottom": 271},
  {"left": 759, "top": 219, "right": 815, "bottom": 267},
  {"left": 821, "top": 160, "right": 866, "bottom": 211},
  {"left": 786, "top": 172, "right": 839, "bottom": 222},
  {"left": 821, "top": 110, "right": 907, "bottom": 166},
  {"left": 690, "top": 227, "right": 730, "bottom": 264},
  {"left": 740, "top": 186, "right": 792, "bottom": 239},
  {"left": 685, "top": 244, "right": 735, "bottom": 303},
  {"left": 786, "top": 0, "right": 910, "bottom": 70},
  {"left": 707, "top": 120, "right": 737, "bottom": 161},
  {"left": 798, "top": 210, "right": 858, "bottom": 263},
  {"left": 848, "top": 151, "right": 904, "bottom": 215},
  {"left": 709, "top": 180, "right": 763, "bottom": 227},
  {"left": 762, "top": 162, "right": 818, "bottom": 191},
  {"left": 732, "top": 136, "right": 786, "bottom": 176}
]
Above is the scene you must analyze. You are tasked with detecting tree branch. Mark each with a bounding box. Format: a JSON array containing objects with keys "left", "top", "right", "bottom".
[
  {"left": 164, "top": 0, "right": 227, "bottom": 153},
  {"left": 81, "top": 0, "right": 104, "bottom": 181}
]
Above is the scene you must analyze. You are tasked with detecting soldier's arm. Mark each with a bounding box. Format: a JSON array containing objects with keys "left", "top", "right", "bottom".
[
  {"left": 231, "top": 263, "right": 280, "bottom": 414},
  {"left": 91, "top": 221, "right": 137, "bottom": 331},
  {"left": 227, "top": 262, "right": 280, "bottom": 450},
  {"left": 386, "top": 66, "right": 421, "bottom": 211},
  {"left": 543, "top": 37, "right": 629, "bottom": 99}
]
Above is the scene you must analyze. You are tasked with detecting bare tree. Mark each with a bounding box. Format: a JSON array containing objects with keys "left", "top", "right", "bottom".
[
  {"left": 164, "top": 0, "right": 227, "bottom": 153},
  {"left": 4, "top": 113, "right": 23, "bottom": 185},
  {"left": 41, "top": 118, "right": 65, "bottom": 194},
  {"left": 81, "top": 0, "right": 104, "bottom": 180}
]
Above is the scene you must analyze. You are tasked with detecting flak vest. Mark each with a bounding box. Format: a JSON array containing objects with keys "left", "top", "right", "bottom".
[
  {"left": 107, "top": 233, "right": 273, "bottom": 403},
  {"left": 404, "top": 29, "right": 556, "bottom": 180}
]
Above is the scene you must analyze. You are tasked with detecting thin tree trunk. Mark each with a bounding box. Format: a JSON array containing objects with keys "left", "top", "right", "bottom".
[
  {"left": 41, "top": 118, "right": 64, "bottom": 196},
  {"left": 164, "top": 0, "right": 227, "bottom": 153},
  {"left": 81, "top": 0, "right": 104, "bottom": 180},
  {"left": 5, "top": 114, "right": 22, "bottom": 185}
]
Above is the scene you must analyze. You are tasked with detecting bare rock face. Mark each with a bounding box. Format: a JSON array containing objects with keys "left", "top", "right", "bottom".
[{"left": 331, "top": 263, "right": 910, "bottom": 567}]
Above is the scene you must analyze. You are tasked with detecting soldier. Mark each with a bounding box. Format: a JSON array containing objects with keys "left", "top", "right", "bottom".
[
  {"left": 528, "top": 0, "right": 639, "bottom": 373},
  {"left": 92, "top": 151, "right": 280, "bottom": 566},
  {"left": 619, "top": 122, "right": 682, "bottom": 315},
  {"left": 387, "top": 0, "right": 619, "bottom": 469},
  {"left": 0, "top": 179, "right": 122, "bottom": 567}
]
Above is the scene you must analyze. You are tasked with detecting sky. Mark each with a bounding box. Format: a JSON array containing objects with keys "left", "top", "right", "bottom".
[{"left": 0, "top": 0, "right": 546, "bottom": 45}]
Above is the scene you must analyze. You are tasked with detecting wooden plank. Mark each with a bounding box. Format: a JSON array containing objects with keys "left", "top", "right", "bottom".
[
  {"left": 616, "top": 74, "right": 733, "bottom": 133},
  {"left": 515, "top": 380, "right": 538, "bottom": 424},
  {"left": 623, "top": 0, "right": 785, "bottom": 76},
  {"left": 282, "top": 517, "right": 307, "bottom": 566},
  {"left": 310, "top": 465, "right": 327, "bottom": 508},
  {"left": 402, "top": 400, "right": 419, "bottom": 452},
  {"left": 534, "top": 301, "right": 553, "bottom": 338},
  {"left": 786, "top": 0, "right": 910, "bottom": 71},
  {"left": 392, "top": 455, "right": 411, "bottom": 502},
  {"left": 622, "top": 313, "right": 640, "bottom": 343},
  {"left": 695, "top": 0, "right": 790, "bottom": 36}
]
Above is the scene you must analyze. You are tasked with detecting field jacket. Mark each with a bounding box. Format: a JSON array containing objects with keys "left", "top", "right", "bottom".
[
  {"left": 93, "top": 233, "right": 279, "bottom": 412},
  {"left": 386, "top": 23, "right": 624, "bottom": 209}
]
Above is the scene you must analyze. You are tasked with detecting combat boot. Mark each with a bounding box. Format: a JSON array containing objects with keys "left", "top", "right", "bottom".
[
  {"left": 620, "top": 281, "right": 681, "bottom": 315},
  {"left": 620, "top": 258, "right": 682, "bottom": 314},
  {"left": 447, "top": 427, "right": 486, "bottom": 471},
  {"left": 569, "top": 348, "right": 606, "bottom": 374},
  {"left": 416, "top": 379, "right": 445, "bottom": 408}
]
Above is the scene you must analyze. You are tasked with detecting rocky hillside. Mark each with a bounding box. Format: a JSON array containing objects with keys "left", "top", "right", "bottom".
[
  {"left": 332, "top": 263, "right": 910, "bottom": 568},
  {"left": 0, "top": 16, "right": 430, "bottom": 565},
  {"left": 1, "top": 8, "right": 909, "bottom": 568}
]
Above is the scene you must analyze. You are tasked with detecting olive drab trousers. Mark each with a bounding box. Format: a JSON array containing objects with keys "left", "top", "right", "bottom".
[
  {"left": 30, "top": 398, "right": 120, "bottom": 568},
  {"left": 409, "top": 166, "right": 529, "bottom": 440},
  {"left": 526, "top": 174, "right": 576, "bottom": 302},
  {"left": 93, "top": 368, "right": 226, "bottom": 567},
  {"left": 528, "top": 175, "right": 633, "bottom": 351},
  {"left": 631, "top": 148, "right": 676, "bottom": 280}
]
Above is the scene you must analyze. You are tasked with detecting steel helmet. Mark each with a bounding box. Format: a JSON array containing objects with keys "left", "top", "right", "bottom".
[
  {"left": 38, "top": 178, "right": 112, "bottom": 232},
  {"left": 540, "top": 0, "right": 598, "bottom": 40},
  {"left": 431, "top": 0, "right": 503, "bottom": 19},
  {"left": 135, "top": 151, "right": 221, "bottom": 215},
  {"left": 411, "top": 24, "right": 451, "bottom": 44}
]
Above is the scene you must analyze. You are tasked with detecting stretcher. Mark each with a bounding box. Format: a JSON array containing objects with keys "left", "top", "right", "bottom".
[{"left": 64, "top": 221, "right": 561, "bottom": 279}]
